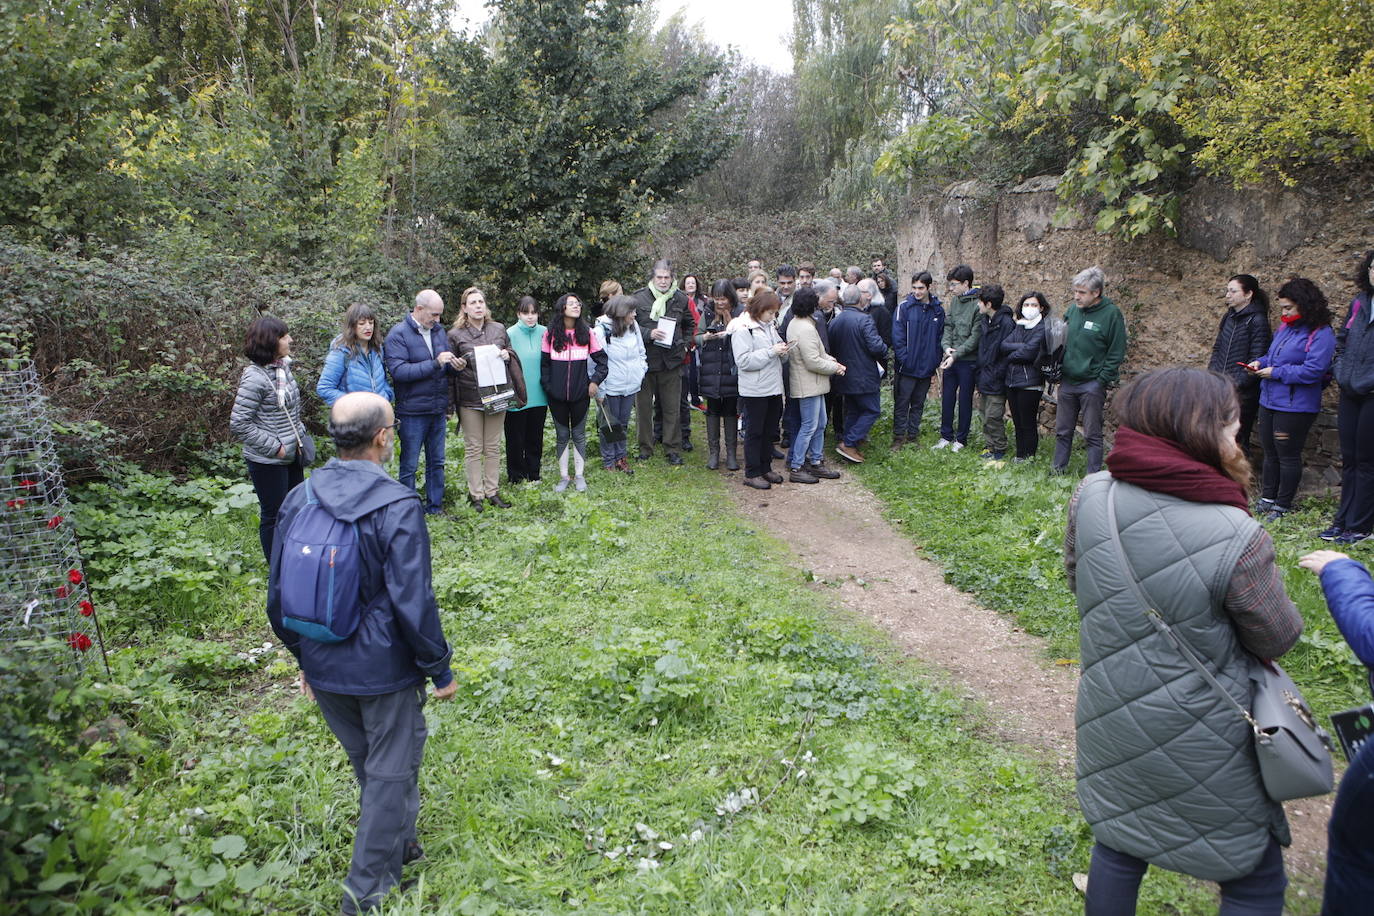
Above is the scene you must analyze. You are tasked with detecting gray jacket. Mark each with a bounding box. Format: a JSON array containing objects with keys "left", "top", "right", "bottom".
[
  {"left": 1071, "top": 473, "right": 1290, "bottom": 881},
  {"left": 730, "top": 315, "right": 787, "bottom": 397},
  {"left": 230, "top": 362, "right": 304, "bottom": 465}
]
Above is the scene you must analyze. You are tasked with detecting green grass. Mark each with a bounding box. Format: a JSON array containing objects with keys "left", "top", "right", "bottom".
[
  {"left": 13, "top": 455, "right": 1230, "bottom": 914},
  {"left": 851, "top": 397, "right": 1371, "bottom": 721}
]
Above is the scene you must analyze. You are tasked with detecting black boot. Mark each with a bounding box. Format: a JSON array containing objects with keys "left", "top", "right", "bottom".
[
  {"left": 705, "top": 412, "right": 721, "bottom": 470},
  {"left": 725, "top": 419, "right": 740, "bottom": 471}
]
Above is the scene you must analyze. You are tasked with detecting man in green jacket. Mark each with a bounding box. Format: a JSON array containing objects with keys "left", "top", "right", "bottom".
[
  {"left": 1052, "top": 266, "right": 1127, "bottom": 474},
  {"left": 934, "top": 265, "right": 982, "bottom": 451}
]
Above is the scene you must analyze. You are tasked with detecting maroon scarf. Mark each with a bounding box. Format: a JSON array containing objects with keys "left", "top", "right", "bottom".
[{"left": 1106, "top": 426, "right": 1250, "bottom": 513}]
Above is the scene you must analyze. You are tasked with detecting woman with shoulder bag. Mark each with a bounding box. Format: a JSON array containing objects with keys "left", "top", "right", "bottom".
[
  {"left": 229, "top": 315, "right": 309, "bottom": 562},
  {"left": 448, "top": 286, "right": 518, "bottom": 512},
  {"left": 1066, "top": 367, "right": 1303, "bottom": 915}
]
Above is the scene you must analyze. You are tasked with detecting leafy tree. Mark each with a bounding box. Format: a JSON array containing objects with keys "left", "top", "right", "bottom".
[{"left": 424, "top": 0, "right": 730, "bottom": 305}]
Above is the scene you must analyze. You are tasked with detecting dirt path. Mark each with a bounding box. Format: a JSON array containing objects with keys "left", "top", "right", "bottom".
[{"left": 726, "top": 470, "right": 1331, "bottom": 900}]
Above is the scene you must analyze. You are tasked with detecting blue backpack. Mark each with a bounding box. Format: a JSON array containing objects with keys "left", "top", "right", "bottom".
[{"left": 278, "top": 480, "right": 366, "bottom": 643}]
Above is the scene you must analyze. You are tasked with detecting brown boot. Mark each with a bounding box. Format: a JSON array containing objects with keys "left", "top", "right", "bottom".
[{"left": 890, "top": 436, "right": 907, "bottom": 451}]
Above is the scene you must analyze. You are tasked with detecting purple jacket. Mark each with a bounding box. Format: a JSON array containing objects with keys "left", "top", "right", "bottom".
[{"left": 1256, "top": 322, "right": 1334, "bottom": 413}]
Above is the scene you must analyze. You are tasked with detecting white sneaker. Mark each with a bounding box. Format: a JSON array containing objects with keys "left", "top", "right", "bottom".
[
  {"left": 933, "top": 438, "right": 952, "bottom": 450},
  {"left": 951, "top": 441, "right": 965, "bottom": 452}
]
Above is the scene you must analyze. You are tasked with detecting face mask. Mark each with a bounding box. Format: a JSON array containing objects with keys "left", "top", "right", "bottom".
[
  {"left": 1281, "top": 313, "right": 1301, "bottom": 326},
  {"left": 1022, "top": 306, "right": 1040, "bottom": 321}
]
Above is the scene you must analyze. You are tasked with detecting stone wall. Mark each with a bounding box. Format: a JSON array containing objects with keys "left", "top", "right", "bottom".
[{"left": 897, "top": 176, "right": 1374, "bottom": 492}]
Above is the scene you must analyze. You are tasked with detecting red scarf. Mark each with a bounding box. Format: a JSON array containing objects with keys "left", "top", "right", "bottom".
[{"left": 1106, "top": 426, "right": 1250, "bottom": 513}]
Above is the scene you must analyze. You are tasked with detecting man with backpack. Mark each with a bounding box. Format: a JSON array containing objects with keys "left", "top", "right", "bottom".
[{"left": 266, "top": 391, "right": 456, "bottom": 914}]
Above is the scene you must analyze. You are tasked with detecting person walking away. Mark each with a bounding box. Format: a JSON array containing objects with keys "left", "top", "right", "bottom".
[
  {"left": 731, "top": 289, "right": 789, "bottom": 490},
  {"left": 891, "top": 272, "right": 944, "bottom": 449},
  {"left": 697, "top": 279, "right": 743, "bottom": 470},
  {"left": 447, "top": 287, "right": 518, "bottom": 512},
  {"left": 828, "top": 284, "right": 887, "bottom": 464},
  {"left": 974, "top": 284, "right": 1015, "bottom": 460},
  {"left": 1067, "top": 368, "right": 1302, "bottom": 916},
  {"left": 935, "top": 265, "right": 982, "bottom": 451},
  {"left": 1051, "top": 266, "right": 1127, "bottom": 475},
  {"left": 1296, "top": 547, "right": 1374, "bottom": 913},
  {"left": 785, "top": 286, "right": 845, "bottom": 482},
  {"left": 318, "top": 304, "right": 394, "bottom": 406},
  {"left": 542, "top": 294, "right": 608, "bottom": 492},
  {"left": 384, "top": 290, "right": 461, "bottom": 515},
  {"left": 1207, "top": 274, "right": 1273, "bottom": 462},
  {"left": 504, "top": 297, "right": 548, "bottom": 485},
  {"left": 230, "top": 315, "right": 308, "bottom": 561},
  {"left": 1002, "top": 292, "right": 1050, "bottom": 461},
  {"left": 632, "top": 259, "right": 695, "bottom": 466},
  {"left": 267, "top": 392, "right": 456, "bottom": 915},
  {"left": 594, "top": 295, "right": 648, "bottom": 474},
  {"left": 1322, "top": 250, "right": 1374, "bottom": 544}
]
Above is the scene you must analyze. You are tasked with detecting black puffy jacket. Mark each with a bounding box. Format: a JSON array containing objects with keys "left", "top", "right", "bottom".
[
  {"left": 1002, "top": 320, "right": 1047, "bottom": 390},
  {"left": 697, "top": 307, "right": 742, "bottom": 400},
  {"left": 975, "top": 306, "right": 1016, "bottom": 395},
  {"left": 1208, "top": 300, "right": 1272, "bottom": 391}
]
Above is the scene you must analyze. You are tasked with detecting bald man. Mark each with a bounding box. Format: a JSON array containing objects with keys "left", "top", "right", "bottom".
[
  {"left": 384, "top": 290, "right": 462, "bottom": 514},
  {"left": 267, "top": 392, "right": 456, "bottom": 914}
]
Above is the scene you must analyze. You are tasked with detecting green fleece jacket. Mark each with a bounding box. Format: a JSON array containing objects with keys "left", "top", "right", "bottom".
[
  {"left": 940, "top": 290, "right": 982, "bottom": 360},
  {"left": 1063, "top": 296, "right": 1127, "bottom": 386}
]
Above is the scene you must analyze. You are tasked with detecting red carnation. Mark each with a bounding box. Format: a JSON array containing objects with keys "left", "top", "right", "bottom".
[
  {"left": 68, "top": 632, "right": 92, "bottom": 652},
  {"left": 5, "top": 501, "right": 14, "bottom": 509},
  {"left": 67, "top": 569, "right": 83, "bottom": 585},
  {"left": 19, "top": 479, "right": 36, "bottom": 488},
  {"left": 55, "top": 585, "right": 68, "bottom": 598},
  {"left": 46, "top": 515, "right": 64, "bottom": 529},
  {"left": 79, "top": 600, "right": 94, "bottom": 617}
]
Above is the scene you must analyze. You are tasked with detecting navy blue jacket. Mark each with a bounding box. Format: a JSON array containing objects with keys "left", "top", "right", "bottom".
[
  {"left": 384, "top": 315, "right": 456, "bottom": 416},
  {"left": 266, "top": 458, "right": 454, "bottom": 695},
  {"left": 1335, "top": 293, "right": 1374, "bottom": 397},
  {"left": 1317, "top": 558, "right": 1374, "bottom": 667},
  {"left": 827, "top": 308, "right": 887, "bottom": 395},
  {"left": 975, "top": 305, "right": 1017, "bottom": 395},
  {"left": 893, "top": 295, "right": 944, "bottom": 378}
]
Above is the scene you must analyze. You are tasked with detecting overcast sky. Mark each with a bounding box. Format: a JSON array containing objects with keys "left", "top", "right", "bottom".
[{"left": 451, "top": 0, "right": 796, "bottom": 74}]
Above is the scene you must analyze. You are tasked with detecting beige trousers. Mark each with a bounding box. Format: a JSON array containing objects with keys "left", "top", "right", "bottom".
[{"left": 459, "top": 407, "right": 505, "bottom": 498}]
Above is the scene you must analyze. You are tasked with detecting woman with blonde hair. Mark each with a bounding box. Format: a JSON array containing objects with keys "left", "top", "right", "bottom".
[{"left": 448, "top": 287, "right": 517, "bottom": 511}]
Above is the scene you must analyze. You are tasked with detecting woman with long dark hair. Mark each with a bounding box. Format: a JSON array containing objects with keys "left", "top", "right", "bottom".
[
  {"left": 697, "top": 279, "right": 743, "bottom": 470},
  {"left": 1067, "top": 367, "right": 1302, "bottom": 916},
  {"left": 542, "top": 293, "right": 608, "bottom": 492},
  {"left": 317, "top": 303, "right": 393, "bottom": 405},
  {"left": 1322, "top": 250, "right": 1374, "bottom": 544},
  {"left": 449, "top": 287, "right": 516, "bottom": 511},
  {"left": 229, "top": 316, "right": 307, "bottom": 561},
  {"left": 1208, "top": 274, "right": 1273, "bottom": 459},
  {"left": 1247, "top": 277, "right": 1335, "bottom": 521}
]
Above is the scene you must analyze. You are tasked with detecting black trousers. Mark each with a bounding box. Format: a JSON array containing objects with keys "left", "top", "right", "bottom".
[
  {"left": 1237, "top": 384, "right": 1261, "bottom": 463},
  {"left": 1007, "top": 387, "right": 1043, "bottom": 459},
  {"left": 504, "top": 406, "right": 547, "bottom": 483},
  {"left": 893, "top": 374, "right": 932, "bottom": 438},
  {"left": 246, "top": 457, "right": 305, "bottom": 562},
  {"left": 740, "top": 395, "right": 782, "bottom": 478},
  {"left": 1335, "top": 391, "right": 1374, "bottom": 534},
  {"left": 1257, "top": 407, "right": 1317, "bottom": 509}
]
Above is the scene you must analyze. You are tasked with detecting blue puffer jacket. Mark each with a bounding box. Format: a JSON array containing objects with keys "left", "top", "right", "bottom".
[
  {"left": 383, "top": 316, "right": 455, "bottom": 416},
  {"left": 1317, "top": 558, "right": 1374, "bottom": 666},
  {"left": 266, "top": 458, "right": 454, "bottom": 695},
  {"left": 316, "top": 341, "right": 393, "bottom": 406},
  {"left": 1256, "top": 322, "right": 1335, "bottom": 413},
  {"left": 893, "top": 295, "right": 945, "bottom": 378}
]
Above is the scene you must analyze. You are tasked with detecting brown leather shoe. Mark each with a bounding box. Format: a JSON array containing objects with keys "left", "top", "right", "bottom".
[
  {"left": 743, "top": 476, "right": 772, "bottom": 490},
  {"left": 836, "top": 444, "right": 864, "bottom": 464}
]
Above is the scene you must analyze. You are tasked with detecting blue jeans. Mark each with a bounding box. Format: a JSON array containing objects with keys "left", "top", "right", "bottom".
[
  {"left": 789, "top": 395, "right": 827, "bottom": 469},
  {"left": 599, "top": 394, "right": 635, "bottom": 465},
  {"left": 1324, "top": 737, "right": 1374, "bottom": 914},
  {"left": 841, "top": 391, "right": 881, "bottom": 447},
  {"left": 940, "top": 358, "right": 976, "bottom": 443},
  {"left": 397, "top": 413, "right": 446, "bottom": 513},
  {"left": 1087, "top": 838, "right": 1285, "bottom": 916},
  {"left": 782, "top": 392, "right": 801, "bottom": 448}
]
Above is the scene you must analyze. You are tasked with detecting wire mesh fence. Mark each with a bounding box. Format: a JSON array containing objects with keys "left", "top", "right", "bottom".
[{"left": 0, "top": 361, "right": 104, "bottom": 672}]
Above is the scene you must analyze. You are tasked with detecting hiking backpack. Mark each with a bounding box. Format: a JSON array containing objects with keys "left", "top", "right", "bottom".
[{"left": 278, "top": 480, "right": 366, "bottom": 643}]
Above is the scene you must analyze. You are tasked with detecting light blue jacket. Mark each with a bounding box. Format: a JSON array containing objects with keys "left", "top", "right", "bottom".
[
  {"left": 593, "top": 317, "right": 648, "bottom": 397},
  {"left": 316, "top": 341, "right": 393, "bottom": 406}
]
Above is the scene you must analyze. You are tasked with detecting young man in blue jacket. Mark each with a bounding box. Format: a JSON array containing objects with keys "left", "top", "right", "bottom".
[
  {"left": 267, "top": 392, "right": 456, "bottom": 914},
  {"left": 891, "top": 271, "right": 944, "bottom": 448},
  {"left": 383, "top": 289, "right": 461, "bottom": 514}
]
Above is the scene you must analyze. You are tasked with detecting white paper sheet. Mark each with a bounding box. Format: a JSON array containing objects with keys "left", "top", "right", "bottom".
[
  {"left": 654, "top": 317, "right": 677, "bottom": 348},
  {"left": 473, "top": 344, "right": 508, "bottom": 386}
]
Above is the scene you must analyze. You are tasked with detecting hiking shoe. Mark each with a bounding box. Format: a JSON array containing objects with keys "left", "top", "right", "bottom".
[
  {"left": 402, "top": 841, "right": 425, "bottom": 865},
  {"left": 932, "top": 438, "right": 952, "bottom": 450},
  {"left": 951, "top": 441, "right": 965, "bottom": 452},
  {"left": 1255, "top": 497, "right": 1275, "bottom": 514},
  {"left": 666, "top": 453, "right": 684, "bottom": 466},
  {"left": 771, "top": 446, "right": 785, "bottom": 459},
  {"left": 1336, "top": 530, "right": 1371, "bottom": 545},
  {"left": 616, "top": 457, "right": 634, "bottom": 476},
  {"left": 554, "top": 478, "right": 570, "bottom": 493},
  {"left": 743, "top": 476, "right": 771, "bottom": 490},
  {"left": 836, "top": 443, "right": 864, "bottom": 463},
  {"left": 764, "top": 470, "right": 784, "bottom": 484},
  {"left": 1262, "top": 506, "right": 1289, "bottom": 523},
  {"left": 682, "top": 439, "right": 694, "bottom": 452},
  {"left": 638, "top": 449, "right": 652, "bottom": 461},
  {"left": 487, "top": 493, "right": 511, "bottom": 509},
  {"left": 1318, "top": 524, "right": 1344, "bottom": 541},
  {"left": 789, "top": 467, "right": 819, "bottom": 484},
  {"left": 890, "top": 436, "right": 907, "bottom": 451},
  {"left": 808, "top": 461, "right": 841, "bottom": 479},
  {"left": 467, "top": 496, "right": 484, "bottom": 513}
]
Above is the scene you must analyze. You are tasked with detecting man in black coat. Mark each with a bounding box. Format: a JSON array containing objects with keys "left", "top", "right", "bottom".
[
  {"left": 828, "top": 284, "right": 888, "bottom": 463},
  {"left": 632, "top": 259, "right": 697, "bottom": 465}
]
